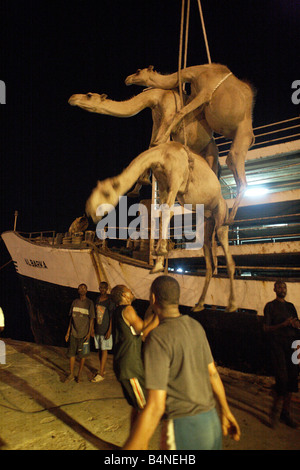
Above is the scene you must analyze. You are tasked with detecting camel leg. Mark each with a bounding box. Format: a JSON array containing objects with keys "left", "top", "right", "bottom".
[
  {"left": 192, "top": 218, "right": 215, "bottom": 312},
  {"left": 127, "top": 171, "right": 152, "bottom": 198},
  {"left": 202, "top": 139, "right": 220, "bottom": 178},
  {"left": 150, "top": 216, "right": 169, "bottom": 274},
  {"left": 150, "top": 255, "right": 165, "bottom": 274},
  {"left": 153, "top": 89, "right": 211, "bottom": 145},
  {"left": 150, "top": 104, "right": 178, "bottom": 146},
  {"left": 151, "top": 180, "right": 180, "bottom": 273},
  {"left": 150, "top": 207, "right": 168, "bottom": 274},
  {"left": 129, "top": 97, "right": 178, "bottom": 199},
  {"left": 127, "top": 182, "right": 143, "bottom": 198},
  {"left": 226, "top": 122, "right": 254, "bottom": 224},
  {"left": 216, "top": 225, "right": 237, "bottom": 312},
  {"left": 155, "top": 193, "right": 177, "bottom": 256}
]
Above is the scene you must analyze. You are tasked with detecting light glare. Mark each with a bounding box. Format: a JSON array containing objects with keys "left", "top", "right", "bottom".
[{"left": 245, "top": 187, "right": 269, "bottom": 197}]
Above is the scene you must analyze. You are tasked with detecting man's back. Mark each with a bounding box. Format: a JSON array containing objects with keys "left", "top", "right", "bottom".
[{"left": 144, "top": 314, "right": 215, "bottom": 418}]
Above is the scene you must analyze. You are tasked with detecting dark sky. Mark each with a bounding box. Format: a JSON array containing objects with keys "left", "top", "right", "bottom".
[{"left": 0, "top": 0, "right": 299, "bottom": 234}]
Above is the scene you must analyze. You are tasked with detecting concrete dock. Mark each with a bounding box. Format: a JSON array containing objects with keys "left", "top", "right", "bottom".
[{"left": 0, "top": 338, "right": 299, "bottom": 450}]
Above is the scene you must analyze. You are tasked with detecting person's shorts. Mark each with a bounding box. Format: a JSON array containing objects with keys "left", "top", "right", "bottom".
[
  {"left": 160, "top": 407, "right": 222, "bottom": 450},
  {"left": 270, "top": 338, "right": 299, "bottom": 394},
  {"left": 120, "top": 377, "right": 146, "bottom": 410},
  {"left": 67, "top": 335, "right": 90, "bottom": 359},
  {"left": 94, "top": 334, "right": 113, "bottom": 351}
]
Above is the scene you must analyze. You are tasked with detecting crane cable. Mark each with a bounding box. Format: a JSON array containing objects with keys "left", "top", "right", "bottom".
[
  {"left": 197, "top": 0, "right": 212, "bottom": 64},
  {"left": 178, "top": 0, "right": 190, "bottom": 146},
  {"left": 178, "top": 0, "right": 212, "bottom": 145}
]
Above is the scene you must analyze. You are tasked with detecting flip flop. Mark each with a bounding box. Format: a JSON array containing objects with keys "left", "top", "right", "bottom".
[{"left": 91, "top": 373, "right": 104, "bottom": 383}]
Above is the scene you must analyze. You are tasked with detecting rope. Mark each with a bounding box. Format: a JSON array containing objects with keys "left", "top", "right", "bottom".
[
  {"left": 0, "top": 259, "right": 12, "bottom": 272},
  {"left": 178, "top": 0, "right": 188, "bottom": 146},
  {"left": 176, "top": 0, "right": 214, "bottom": 145},
  {"left": 183, "top": 0, "right": 190, "bottom": 70},
  {"left": 210, "top": 72, "right": 232, "bottom": 98},
  {"left": 197, "top": 0, "right": 211, "bottom": 63}
]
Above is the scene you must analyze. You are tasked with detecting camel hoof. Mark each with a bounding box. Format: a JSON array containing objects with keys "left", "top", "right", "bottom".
[
  {"left": 150, "top": 264, "right": 164, "bottom": 274},
  {"left": 137, "top": 177, "right": 151, "bottom": 186},
  {"left": 127, "top": 190, "right": 140, "bottom": 198},
  {"left": 225, "top": 305, "right": 237, "bottom": 313},
  {"left": 224, "top": 215, "right": 235, "bottom": 226},
  {"left": 155, "top": 251, "right": 168, "bottom": 256},
  {"left": 191, "top": 304, "right": 204, "bottom": 312},
  {"left": 152, "top": 248, "right": 168, "bottom": 256}
]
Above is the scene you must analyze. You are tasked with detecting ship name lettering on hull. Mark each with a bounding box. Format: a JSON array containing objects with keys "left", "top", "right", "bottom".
[{"left": 25, "top": 258, "right": 48, "bottom": 269}]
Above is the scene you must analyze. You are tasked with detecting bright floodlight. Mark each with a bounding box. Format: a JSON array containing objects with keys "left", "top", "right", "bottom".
[{"left": 245, "top": 187, "right": 269, "bottom": 197}]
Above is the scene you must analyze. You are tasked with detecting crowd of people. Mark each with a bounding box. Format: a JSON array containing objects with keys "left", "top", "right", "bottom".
[{"left": 64, "top": 277, "right": 300, "bottom": 450}]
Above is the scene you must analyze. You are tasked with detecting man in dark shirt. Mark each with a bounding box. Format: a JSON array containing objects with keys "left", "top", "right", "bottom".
[
  {"left": 264, "top": 280, "right": 300, "bottom": 428},
  {"left": 110, "top": 284, "right": 147, "bottom": 432},
  {"left": 91, "top": 281, "right": 114, "bottom": 382},
  {"left": 124, "top": 275, "right": 240, "bottom": 450},
  {"left": 65, "top": 283, "right": 95, "bottom": 383}
]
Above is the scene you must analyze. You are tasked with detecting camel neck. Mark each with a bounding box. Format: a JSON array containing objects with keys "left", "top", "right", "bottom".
[
  {"left": 147, "top": 72, "right": 179, "bottom": 89},
  {"left": 96, "top": 94, "right": 155, "bottom": 117}
]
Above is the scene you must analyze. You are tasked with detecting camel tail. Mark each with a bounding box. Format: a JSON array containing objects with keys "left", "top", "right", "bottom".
[{"left": 240, "top": 77, "right": 257, "bottom": 112}]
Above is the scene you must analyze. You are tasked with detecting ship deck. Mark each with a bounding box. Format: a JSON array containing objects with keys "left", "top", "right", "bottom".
[{"left": 0, "top": 338, "right": 299, "bottom": 451}]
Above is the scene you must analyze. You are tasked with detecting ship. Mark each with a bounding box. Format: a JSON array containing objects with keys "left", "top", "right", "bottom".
[{"left": 2, "top": 118, "right": 300, "bottom": 374}]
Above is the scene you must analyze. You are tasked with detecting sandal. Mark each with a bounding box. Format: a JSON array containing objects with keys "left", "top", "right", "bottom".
[
  {"left": 64, "top": 374, "right": 75, "bottom": 383},
  {"left": 91, "top": 373, "right": 104, "bottom": 383}
]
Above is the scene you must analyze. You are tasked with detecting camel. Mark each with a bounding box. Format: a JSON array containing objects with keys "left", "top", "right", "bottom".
[
  {"left": 68, "top": 215, "right": 89, "bottom": 234},
  {"left": 125, "top": 64, "right": 255, "bottom": 223},
  {"left": 68, "top": 88, "right": 220, "bottom": 195},
  {"left": 68, "top": 89, "right": 217, "bottom": 166},
  {"left": 86, "top": 141, "right": 236, "bottom": 312}
]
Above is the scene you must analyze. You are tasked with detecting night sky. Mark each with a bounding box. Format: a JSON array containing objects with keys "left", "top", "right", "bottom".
[{"left": 0, "top": 0, "right": 299, "bottom": 338}]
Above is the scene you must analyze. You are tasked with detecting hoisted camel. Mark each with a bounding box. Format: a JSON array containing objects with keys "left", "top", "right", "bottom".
[
  {"left": 86, "top": 141, "right": 236, "bottom": 312},
  {"left": 68, "top": 88, "right": 220, "bottom": 195},
  {"left": 125, "top": 63, "right": 256, "bottom": 223}
]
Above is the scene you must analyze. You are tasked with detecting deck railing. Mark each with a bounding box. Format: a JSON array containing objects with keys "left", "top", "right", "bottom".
[{"left": 216, "top": 116, "right": 300, "bottom": 156}]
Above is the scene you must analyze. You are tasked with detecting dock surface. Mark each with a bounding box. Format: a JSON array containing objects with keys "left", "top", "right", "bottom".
[{"left": 0, "top": 339, "right": 299, "bottom": 450}]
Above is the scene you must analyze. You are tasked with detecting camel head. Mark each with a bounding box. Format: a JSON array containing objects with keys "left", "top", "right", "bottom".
[
  {"left": 68, "top": 215, "right": 89, "bottom": 233},
  {"left": 125, "top": 65, "right": 156, "bottom": 87},
  {"left": 68, "top": 93, "right": 108, "bottom": 112},
  {"left": 85, "top": 177, "right": 121, "bottom": 223}
]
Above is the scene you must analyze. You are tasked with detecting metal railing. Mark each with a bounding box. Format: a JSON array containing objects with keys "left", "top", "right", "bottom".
[{"left": 216, "top": 116, "right": 300, "bottom": 156}]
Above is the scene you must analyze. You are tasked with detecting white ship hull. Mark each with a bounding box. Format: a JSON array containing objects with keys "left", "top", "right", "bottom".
[
  {"left": 2, "top": 227, "right": 300, "bottom": 375},
  {"left": 3, "top": 231, "right": 299, "bottom": 314}
]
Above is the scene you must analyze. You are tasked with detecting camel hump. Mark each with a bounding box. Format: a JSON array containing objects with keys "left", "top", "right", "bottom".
[
  {"left": 190, "top": 63, "right": 231, "bottom": 75},
  {"left": 208, "top": 63, "right": 231, "bottom": 73}
]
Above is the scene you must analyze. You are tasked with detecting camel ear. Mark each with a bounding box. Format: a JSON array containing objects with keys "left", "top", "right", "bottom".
[
  {"left": 148, "top": 65, "right": 154, "bottom": 71},
  {"left": 100, "top": 94, "right": 108, "bottom": 100}
]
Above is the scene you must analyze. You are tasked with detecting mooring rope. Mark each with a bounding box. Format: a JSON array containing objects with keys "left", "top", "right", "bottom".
[{"left": 0, "top": 259, "right": 12, "bottom": 272}]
